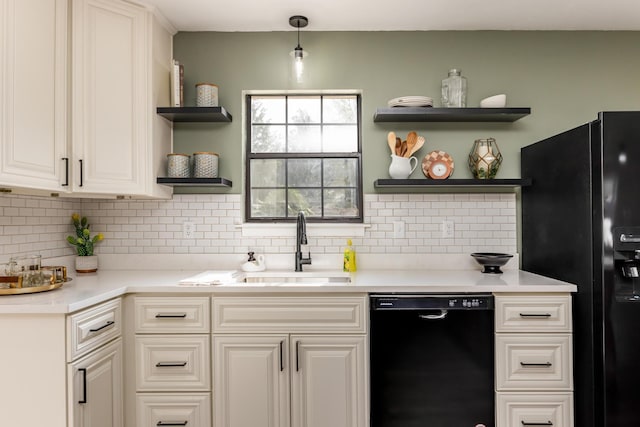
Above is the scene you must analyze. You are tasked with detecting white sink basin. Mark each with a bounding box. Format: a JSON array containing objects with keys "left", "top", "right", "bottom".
[{"left": 243, "top": 271, "right": 351, "bottom": 284}]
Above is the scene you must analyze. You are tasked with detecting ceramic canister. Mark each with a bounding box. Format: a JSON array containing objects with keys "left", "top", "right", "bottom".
[
  {"left": 193, "top": 152, "right": 219, "bottom": 178},
  {"left": 167, "top": 153, "right": 190, "bottom": 177},
  {"left": 196, "top": 83, "right": 219, "bottom": 107}
]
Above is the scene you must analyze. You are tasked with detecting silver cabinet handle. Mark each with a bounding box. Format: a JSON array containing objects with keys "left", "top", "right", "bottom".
[
  {"left": 157, "top": 422, "right": 188, "bottom": 426},
  {"left": 520, "top": 362, "right": 552, "bottom": 367},
  {"left": 620, "top": 234, "right": 640, "bottom": 243},
  {"left": 521, "top": 421, "right": 552, "bottom": 426}
]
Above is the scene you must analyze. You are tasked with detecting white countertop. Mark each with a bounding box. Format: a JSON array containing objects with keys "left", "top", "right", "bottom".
[{"left": 0, "top": 268, "right": 577, "bottom": 314}]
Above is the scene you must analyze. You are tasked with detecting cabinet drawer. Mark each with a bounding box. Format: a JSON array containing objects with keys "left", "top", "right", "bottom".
[
  {"left": 496, "top": 334, "right": 572, "bottom": 391},
  {"left": 134, "top": 296, "right": 210, "bottom": 333},
  {"left": 497, "top": 392, "right": 573, "bottom": 427},
  {"left": 495, "top": 295, "right": 572, "bottom": 332},
  {"left": 136, "top": 335, "right": 210, "bottom": 391},
  {"left": 67, "top": 298, "right": 122, "bottom": 361},
  {"left": 212, "top": 295, "right": 367, "bottom": 333},
  {"left": 137, "top": 393, "right": 211, "bottom": 427}
]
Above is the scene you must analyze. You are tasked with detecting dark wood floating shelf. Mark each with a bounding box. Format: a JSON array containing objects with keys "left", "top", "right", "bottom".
[
  {"left": 157, "top": 177, "right": 232, "bottom": 187},
  {"left": 374, "top": 178, "right": 532, "bottom": 189},
  {"left": 373, "top": 107, "right": 531, "bottom": 122},
  {"left": 156, "top": 106, "right": 233, "bottom": 122}
]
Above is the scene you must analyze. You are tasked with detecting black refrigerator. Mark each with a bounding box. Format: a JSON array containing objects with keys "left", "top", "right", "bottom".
[{"left": 521, "top": 111, "right": 640, "bottom": 427}]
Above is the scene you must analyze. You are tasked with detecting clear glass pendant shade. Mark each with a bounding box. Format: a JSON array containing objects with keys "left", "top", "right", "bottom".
[{"left": 290, "top": 46, "right": 307, "bottom": 83}]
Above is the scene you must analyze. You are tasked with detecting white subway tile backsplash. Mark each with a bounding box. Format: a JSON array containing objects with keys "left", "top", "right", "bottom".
[{"left": 0, "top": 192, "right": 517, "bottom": 260}]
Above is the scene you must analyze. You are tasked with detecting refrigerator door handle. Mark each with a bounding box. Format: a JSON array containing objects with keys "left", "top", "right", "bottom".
[{"left": 620, "top": 234, "right": 640, "bottom": 243}]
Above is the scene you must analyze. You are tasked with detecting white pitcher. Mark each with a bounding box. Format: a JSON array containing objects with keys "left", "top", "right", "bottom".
[{"left": 388, "top": 154, "right": 418, "bottom": 179}]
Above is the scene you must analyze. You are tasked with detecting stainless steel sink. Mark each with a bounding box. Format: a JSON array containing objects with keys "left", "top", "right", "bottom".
[{"left": 243, "top": 271, "right": 351, "bottom": 284}]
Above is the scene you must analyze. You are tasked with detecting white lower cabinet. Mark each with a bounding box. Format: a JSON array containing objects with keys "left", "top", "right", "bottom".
[
  {"left": 213, "top": 335, "right": 289, "bottom": 427},
  {"left": 133, "top": 296, "right": 211, "bottom": 427},
  {"left": 212, "top": 295, "right": 368, "bottom": 427},
  {"left": 494, "top": 294, "right": 574, "bottom": 427},
  {"left": 67, "top": 298, "right": 124, "bottom": 427},
  {"left": 68, "top": 338, "right": 123, "bottom": 427},
  {"left": 291, "top": 335, "right": 367, "bottom": 427}
]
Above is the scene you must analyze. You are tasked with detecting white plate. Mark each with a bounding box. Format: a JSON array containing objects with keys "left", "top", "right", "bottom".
[{"left": 388, "top": 96, "right": 433, "bottom": 107}]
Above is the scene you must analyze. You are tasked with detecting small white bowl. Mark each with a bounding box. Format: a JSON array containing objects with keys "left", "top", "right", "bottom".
[{"left": 480, "top": 94, "right": 506, "bottom": 108}]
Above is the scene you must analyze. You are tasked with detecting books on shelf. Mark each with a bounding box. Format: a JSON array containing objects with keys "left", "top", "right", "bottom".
[{"left": 170, "top": 59, "right": 184, "bottom": 107}]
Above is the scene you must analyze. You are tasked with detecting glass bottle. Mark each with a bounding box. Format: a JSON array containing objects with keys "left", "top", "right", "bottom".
[{"left": 441, "top": 68, "right": 467, "bottom": 108}]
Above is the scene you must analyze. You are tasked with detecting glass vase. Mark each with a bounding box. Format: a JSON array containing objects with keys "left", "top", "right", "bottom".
[
  {"left": 468, "top": 138, "right": 503, "bottom": 179},
  {"left": 441, "top": 68, "right": 467, "bottom": 108}
]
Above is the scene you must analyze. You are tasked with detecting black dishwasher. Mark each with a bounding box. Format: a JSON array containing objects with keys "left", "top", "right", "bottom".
[{"left": 370, "top": 294, "right": 495, "bottom": 427}]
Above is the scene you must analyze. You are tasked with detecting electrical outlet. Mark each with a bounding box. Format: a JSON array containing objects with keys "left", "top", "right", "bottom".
[
  {"left": 441, "top": 220, "right": 454, "bottom": 238},
  {"left": 183, "top": 221, "right": 195, "bottom": 239},
  {"left": 393, "top": 221, "right": 405, "bottom": 238}
]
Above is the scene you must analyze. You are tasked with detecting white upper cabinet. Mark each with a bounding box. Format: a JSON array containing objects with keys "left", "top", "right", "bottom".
[
  {"left": 71, "top": 0, "right": 172, "bottom": 198},
  {"left": 0, "top": 0, "right": 172, "bottom": 197},
  {"left": 0, "top": 0, "right": 69, "bottom": 192}
]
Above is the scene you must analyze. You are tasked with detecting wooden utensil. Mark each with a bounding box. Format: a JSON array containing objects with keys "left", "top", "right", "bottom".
[
  {"left": 399, "top": 140, "right": 406, "bottom": 157},
  {"left": 395, "top": 137, "right": 401, "bottom": 156},
  {"left": 405, "top": 132, "right": 418, "bottom": 157},
  {"left": 409, "top": 135, "right": 425, "bottom": 157},
  {"left": 387, "top": 132, "right": 396, "bottom": 154}
]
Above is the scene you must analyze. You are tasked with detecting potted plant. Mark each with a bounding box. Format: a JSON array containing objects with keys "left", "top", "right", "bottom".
[{"left": 66, "top": 213, "right": 104, "bottom": 273}]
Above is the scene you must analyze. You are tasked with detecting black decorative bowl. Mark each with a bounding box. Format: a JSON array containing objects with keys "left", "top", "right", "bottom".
[{"left": 470, "top": 252, "right": 514, "bottom": 274}]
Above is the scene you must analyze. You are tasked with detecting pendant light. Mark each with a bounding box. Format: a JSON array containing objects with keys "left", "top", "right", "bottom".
[{"left": 289, "top": 15, "right": 308, "bottom": 84}]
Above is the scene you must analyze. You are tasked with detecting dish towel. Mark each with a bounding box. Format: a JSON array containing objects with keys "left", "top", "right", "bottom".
[{"left": 178, "top": 270, "right": 240, "bottom": 286}]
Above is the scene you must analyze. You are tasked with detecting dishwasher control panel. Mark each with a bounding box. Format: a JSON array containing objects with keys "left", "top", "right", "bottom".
[{"left": 370, "top": 294, "right": 494, "bottom": 310}]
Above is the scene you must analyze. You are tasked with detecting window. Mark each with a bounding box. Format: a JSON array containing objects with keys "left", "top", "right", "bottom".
[{"left": 245, "top": 94, "right": 362, "bottom": 222}]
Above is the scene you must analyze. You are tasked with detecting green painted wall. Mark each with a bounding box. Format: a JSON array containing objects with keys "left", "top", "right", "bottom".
[{"left": 173, "top": 31, "right": 640, "bottom": 193}]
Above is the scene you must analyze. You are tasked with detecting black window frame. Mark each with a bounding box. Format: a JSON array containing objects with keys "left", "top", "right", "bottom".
[{"left": 244, "top": 93, "right": 363, "bottom": 223}]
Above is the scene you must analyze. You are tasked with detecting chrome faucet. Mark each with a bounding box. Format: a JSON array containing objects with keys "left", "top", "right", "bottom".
[{"left": 295, "top": 211, "right": 312, "bottom": 271}]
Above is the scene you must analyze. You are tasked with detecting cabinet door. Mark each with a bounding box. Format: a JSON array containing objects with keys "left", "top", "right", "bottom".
[
  {"left": 71, "top": 0, "right": 147, "bottom": 195},
  {"left": 213, "top": 335, "right": 289, "bottom": 427},
  {"left": 0, "top": 0, "right": 68, "bottom": 191},
  {"left": 68, "top": 338, "right": 123, "bottom": 427},
  {"left": 291, "top": 335, "right": 368, "bottom": 427}
]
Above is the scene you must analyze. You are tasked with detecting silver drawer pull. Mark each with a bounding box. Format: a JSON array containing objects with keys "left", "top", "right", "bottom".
[
  {"left": 155, "top": 361, "right": 187, "bottom": 367},
  {"left": 521, "top": 421, "right": 552, "bottom": 426},
  {"left": 89, "top": 320, "right": 114, "bottom": 333},
  {"left": 157, "top": 422, "right": 188, "bottom": 426},
  {"left": 155, "top": 313, "right": 187, "bottom": 318},
  {"left": 519, "top": 313, "right": 551, "bottom": 318},
  {"left": 520, "top": 362, "right": 552, "bottom": 367}
]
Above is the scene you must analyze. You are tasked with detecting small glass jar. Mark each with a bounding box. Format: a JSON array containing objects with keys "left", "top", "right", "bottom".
[
  {"left": 10, "top": 254, "right": 44, "bottom": 287},
  {"left": 441, "top": 68, "right": 467, "bottom": 108},
  {"left": 468, "top": 138, "right": 503, "bottom": 179},
  {"left": 193, "top": 152, "right": 219, "bottom": 178}
]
